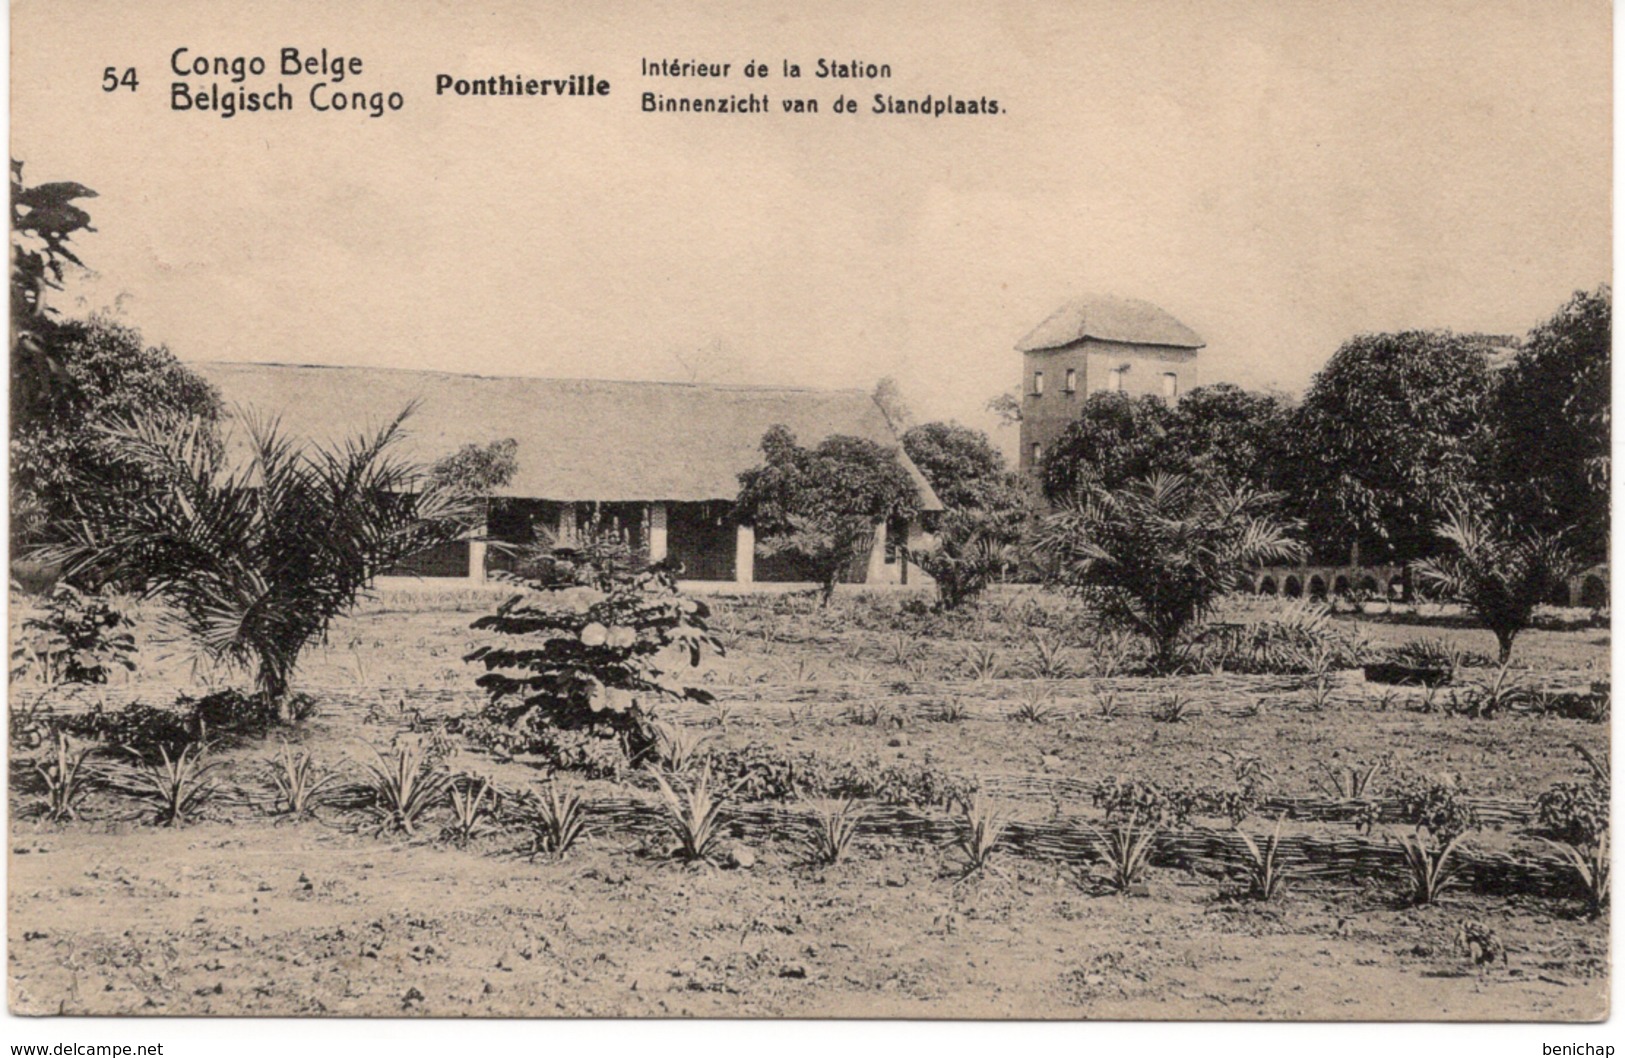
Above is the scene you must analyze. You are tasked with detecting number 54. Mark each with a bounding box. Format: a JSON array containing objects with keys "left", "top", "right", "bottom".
[{"left": 102, "top": 67, "right": 138, "bottom": 92}]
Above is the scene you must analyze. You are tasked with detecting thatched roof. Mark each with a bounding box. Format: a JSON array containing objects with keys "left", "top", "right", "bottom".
[
  {"left": 190, "top": 362, "right": 942, "bottom": 509},
  {"left": 1016, "top": 295, "right": 1205, "bottom": 352}
]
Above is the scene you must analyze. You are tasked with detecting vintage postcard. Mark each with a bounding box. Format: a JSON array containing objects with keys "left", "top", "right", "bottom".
[{"left": 6, "top": 0, "right": 1611, "bottom": 1033}]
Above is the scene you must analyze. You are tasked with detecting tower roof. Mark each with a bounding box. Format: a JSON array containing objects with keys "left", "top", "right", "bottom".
[{"left": 1016, "top": 295, "right": 1205, "bottom": 352}]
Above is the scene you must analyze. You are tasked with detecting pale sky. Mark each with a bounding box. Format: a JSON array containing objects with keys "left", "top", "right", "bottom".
[{"left": 11, "top": 0, "right": 1612, "bottom": 448}]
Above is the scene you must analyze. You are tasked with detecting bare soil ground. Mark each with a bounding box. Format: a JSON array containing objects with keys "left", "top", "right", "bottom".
[{"left": 8, "top": 587, "right": 1611, "bottom": 1019}]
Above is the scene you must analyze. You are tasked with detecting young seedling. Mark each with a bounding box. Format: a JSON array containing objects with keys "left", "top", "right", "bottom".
[
  {"left": 652, "top": 720, "right": 708, "bottom": 775},
  {"left": 1152, "top": 692, "right": 1192, "bottom": 724},
  {"left": 1234, "top": 815, "right": 1293, "bottom": 901},
  {"left": 1393, "top": 827, "right": 1471, "bottom": 906},
  {"left": 954, "top": 795, "right": 1009, "bottom": 877},
  {"left": 443, "top": 776, "right": 498, "bottom": 848},
  {"left": 1539, "top": 831, "right": 1609, "bottom": 919},
  {"left": 1085, "top": 812, "right": 1159, "bottom": 894},
  {"left": 1011, "top": 682, "right": 1057, "bottom": 724}
]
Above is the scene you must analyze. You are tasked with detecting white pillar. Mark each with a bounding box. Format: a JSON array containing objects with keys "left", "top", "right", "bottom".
[
  {"left": 734, "top": 523, "right": 755, "bottom": 586},
  {"left": 865, "top": 520, "right": 889, "bottom": 583},
  {"left": 466, "top": 500, "right": 489, "bottom": 583},
  {"left": 648, "top": 502, "right": 668, "bottom": 563}
]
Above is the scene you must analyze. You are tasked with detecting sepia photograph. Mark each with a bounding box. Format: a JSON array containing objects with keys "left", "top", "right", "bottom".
[{"left": 4, "top": 0, "right": 1613, "bottom": 1042}]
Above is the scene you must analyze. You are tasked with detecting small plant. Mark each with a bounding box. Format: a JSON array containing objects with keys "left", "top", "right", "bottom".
[
  {"left": 10, "top": 584, "right": 137, "bottom": 687},
  {"left": 515, "top": 782, "right": 592, "bottom": 860},
  {"left": 1234, "top": 815, "right": 1292, "bottom": 900},
  {"left": 1011, "top": 683, "right": 1057, "bottom": 723},
  {"left": 1392, "top": 827, "right": 1471, "bottom": 906},
  {"left": 1024, "top": 633, "right": 1075, "bottom": 680},
  {"left": 1094, "top": 691, "right": 1121, "bottom": 721},
  {"left": 1152, "top": 692, "right": 1192, "bottom": 724},
  {"left": 443, "top": 777, "right": 499, "bottom": 848},
  {"left": 842, "top": 701, "right": 893, "bottom": 727},
  {"left": 652, "top": 720, "right": 708, "bottom": 774},
  {"left": 651, "top": 764, "right": 733, "bottom": 862},
  {"left": 802, "top": 796, "right": 867, "bottom": 865},
  {"left": 1304, "top": 676, "right": 1335, "bottom": 712},
  {"left": 114, "top": 740, "right": 220, "bottom": 827},
  {"left": 33, "top": 731, "right": 98, "bottom": 822},
  {"left": 265, "top": 742, "right": 342, "bottom": 818},
  {"left": 1455, "top": 662, "right": 1531, "bottom": 718},
  {"left": 1314, "top": 753, "right": 1389, "bottom": 800},
  {"left": 954, "top": 795, "right": 1008, "bottom": 876},
  {"left": 1092, "top": 630, "right": 1140, "bottom": 678},
  {"left": 959, "top": 643, "right": 1003, "bottom": 682},
  {"left": 353, "top": 737, "right": 453, "bottom": 836},
  {"left": 1540, "top": 831, "right": 1609, "bottom": 919},
  {"left": 1086, "top": 811, "right": 1159, "bottom": 894},
  {"left": 935, "top": 696, "right": 969, "bottom": 723}
]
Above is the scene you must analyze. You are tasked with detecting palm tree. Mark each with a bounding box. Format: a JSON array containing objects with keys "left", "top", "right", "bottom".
[
  {"left": 909, "top": 507, "right": 1021, "bottom": 610},
  {"left": 1413, "top": 507, "right": 1575, "bottom": 664},
  {"left": 47, "top": 406, "right": 476, "bottom": 720},
  {"left": 1033, "top": 472, "right": 1304, "bottom": 671}
]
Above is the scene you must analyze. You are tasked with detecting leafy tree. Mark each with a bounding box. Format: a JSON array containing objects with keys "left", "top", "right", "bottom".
[
  {"left": 1160, "top": 383, "right": 1293, "bottom": 493},
  {"left": 1033, "top": 473, "right": 1305, "bottom": 670},
  {"left": 901, "top": 421, "right": 1028, "bottom": 515},
  {"left": 1413, "top": 507, "right": 1576, "bottom": 663},
  {"left": 1284, "top": 331, "right": 1497, "bottom": 564},
  {"left": 736, "top": 425, "right": 920, "bottom": 604},
  {"left": 984, "top": 390, "right": 1022, "bottom": 428},
  {"left": 1490, "top": 287, "right": 1610, "bottom": 564},
  {"left": 11, "top": 160, "right": 99, "bottom": 416},
  {"left": 11, "top": 314, "right": 221, "bottom": 549},
  {"left": 430, "top": 438, "right": 518, "bottom": 498},
  {"left": 47, "top": 408, "right": 476, "bottom": 720},
  {"left": 1039, "top": 392, "right": 1173, "bottom": 500}
]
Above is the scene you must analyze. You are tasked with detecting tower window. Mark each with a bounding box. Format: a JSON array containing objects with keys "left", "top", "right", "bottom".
[
  {"left": 1031, "top": 442, "right": 1042, "bottom": 464},
  {"left": 1064, "top": 367, "right": 1077, "bottom": 393},
  {"left": 1032, "top": 370, "right": 1044, "bottom": 396},
  {"left": 1162, "top": 371, "right": 1179, "bottom": 398},
  {"left": 1112, "top": 365, "right": 1128, "bottom": 392}
]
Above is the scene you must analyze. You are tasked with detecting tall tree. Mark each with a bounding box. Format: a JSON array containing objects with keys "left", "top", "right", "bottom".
[
  {"left": 1160, "top": 383, "right": 1293, "bottom": 493},
  {"left": 736, "top": 426, "right": 920, "bottom": 604},
  {"left": 901, "top": 421, "right": 1027, "bottom": 515},
  {"left": 1284, "top": 331, "right": 1497, "bottom": 564},
  {"left": 11, "top": 313, "right": 221, "bottom": 549},
  {"left": 11, "top": 160, "right": 98, "bottom": 416},
  {"left": 1490, "top": 287, "right": 1610, "bottom": 564},
  {"left": 1039, "top": 392, "right": 1174, "bottom": 500}
]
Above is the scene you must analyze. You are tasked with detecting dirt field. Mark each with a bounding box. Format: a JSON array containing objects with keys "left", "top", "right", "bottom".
[{"left": 7, "top": 586, "right": 1611, "bottom": 1019}]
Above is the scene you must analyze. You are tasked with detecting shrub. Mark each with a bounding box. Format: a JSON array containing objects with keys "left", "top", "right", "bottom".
[
  {"left": 1536, "top": 781, "right": 1608, "bottom": 846},
  {"left": 909, "top": 508, "right": 1020, "bottom": 611},
  {"left": 702, "top": 742, "right": 976, "bottom": 808},
  {"left": 1195, "top": 602, "right": 1367, "bottom": 675},
  {"left": 465, "top": 566, "right": 721, "bottom": 770},
  {"left": 9, "top": 583, "right": 136, "bottom": 686},
  {"left": 1092, "top": 777, "right": 1198, "bottom": 829},
  {"left": 58, "top": 701, "right": 198, "bottom": 761}
]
